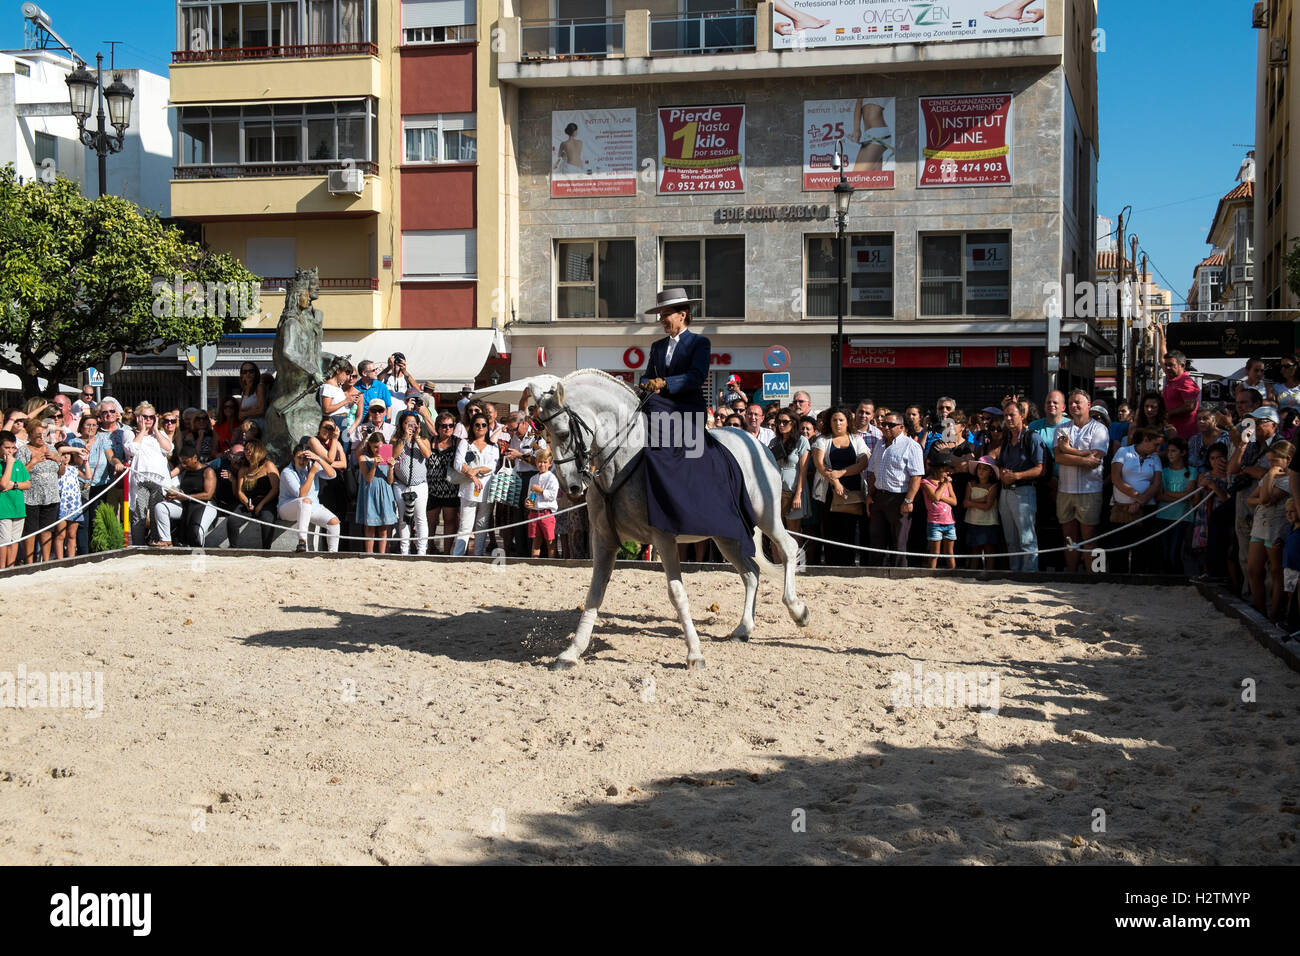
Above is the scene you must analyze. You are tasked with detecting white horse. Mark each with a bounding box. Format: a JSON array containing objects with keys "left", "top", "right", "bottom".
[{"left": 480, "top": 370, "right": 809, "bottom": 670}]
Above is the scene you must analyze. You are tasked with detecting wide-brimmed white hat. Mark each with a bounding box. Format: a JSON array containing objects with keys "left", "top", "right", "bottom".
[{"left": 644, "top": 287, "right": 701, "bottom": 315}]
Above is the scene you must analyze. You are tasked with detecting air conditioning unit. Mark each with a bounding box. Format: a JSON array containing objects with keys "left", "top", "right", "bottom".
[
  {"left": 1254, "top": 1, "right": 1268, "bottom": 29},
  {"left": 1270, "top": 37, "right": 1288, "bottom": 64},
  {"left": 1231, "top": 264, "right": 1253, "bottom": 283},
  {"left": 327, "top": 167, "right": 364, "bottom": 195}
]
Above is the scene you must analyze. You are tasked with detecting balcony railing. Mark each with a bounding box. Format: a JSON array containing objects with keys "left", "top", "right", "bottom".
[
  {"left": 649, "top": 12, "right": 756, "bottom": 55},
  {"left": 174, "top": 161, "right": 380, "bottom": 179},
  {"left": 172, "top": 42, "right": 378, "bottom": 64},
  {"left": 260, "top": 277, "right": 379, "bottom": 291},
  {"left": 520, "top": 17, "right": 625, "bottom": 60}
]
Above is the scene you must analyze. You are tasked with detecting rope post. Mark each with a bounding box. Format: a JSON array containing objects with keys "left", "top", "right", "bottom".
[{"left": 122, "top": 471, "right": 130, "bottom": 542}]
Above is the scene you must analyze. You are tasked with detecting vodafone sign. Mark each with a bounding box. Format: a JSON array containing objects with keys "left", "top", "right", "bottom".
[
  {"left": 578, "top": 346, "right": 770, "bottom": 370},
  {"left": 623, "top": 347, "right": 645, "bottom": 368}
]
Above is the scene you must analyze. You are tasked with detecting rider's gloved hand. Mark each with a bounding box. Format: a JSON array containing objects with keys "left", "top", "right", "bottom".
[{"left": 640, "top": 378, "right": 667, "bottom": 393}]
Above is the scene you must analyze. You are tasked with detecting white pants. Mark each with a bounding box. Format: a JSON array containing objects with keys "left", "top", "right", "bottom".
[
  {"left": 152, "top": 499, "right": 217, "bottom": 546},
  {"left": 277, "top": 498, "right": 340, "bottom": 552},
  {"left": 395, "top": 482, "right": 429, "bottom": 555},
  {"left": 452, "top": 500, "right": 491, "bottom": 556}
]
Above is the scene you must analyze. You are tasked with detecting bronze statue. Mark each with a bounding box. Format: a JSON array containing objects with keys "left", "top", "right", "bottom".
[{"left": 264, "top": 268, "right": 345, "bottom": 463}]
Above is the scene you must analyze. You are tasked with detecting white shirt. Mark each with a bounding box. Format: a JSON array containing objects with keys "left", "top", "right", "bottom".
[
  {"left": 526, "top": 469, "right": 560, "bottom": 513},
  {"left": 1112, "top": 445, "right": 1161, "bottom": 504},
  {"left": 867, "top": 434, "right": 924, "bottom": 494},
  {"left": 452, "top": 440, "right": 500, "bottom": 503},
  {"left": 665, "top": 332, "right": 683, "bottom": 365},
  {"left": 748, "top": 426, "right": 775, "bottom": 446},
  {"left": 1056, "top": 419, "right": 1111, "bottom": 495}
]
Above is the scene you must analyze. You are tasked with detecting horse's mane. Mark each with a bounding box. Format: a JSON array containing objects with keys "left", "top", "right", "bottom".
[{"left": 562, "top": 368, "right": 638, "bottom": 400}]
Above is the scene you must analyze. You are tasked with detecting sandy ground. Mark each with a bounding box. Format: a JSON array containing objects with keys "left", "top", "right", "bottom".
[{"left": 1, "top": 552, "right": 1298, "bottom": 865}]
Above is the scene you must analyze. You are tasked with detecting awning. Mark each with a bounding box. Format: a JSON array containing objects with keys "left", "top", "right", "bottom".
[
  {"left": 324, "top": 328, "right": 507, "bottom": 388},
  {"left": 0, "top": 371, "right": 80, "bottom": 394}
]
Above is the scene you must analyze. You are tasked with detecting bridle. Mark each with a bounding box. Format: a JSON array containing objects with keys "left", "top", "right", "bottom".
[{"left": 534, "top": 387, "right": 651, "bottom": 494}]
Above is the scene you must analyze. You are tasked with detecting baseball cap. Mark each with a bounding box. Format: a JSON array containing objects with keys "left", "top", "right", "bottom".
[
  {"left": 980, "top": 405, "right": 1004, "bottom": 416},
  {"left": 404, "top": 388, "right": 422, "bottom": 401},
  {"left": 1250, "top": 406, "right": 1280, "bottom": 423},
  {"left": 369, "top": 398, "right": 388, "bottom": 411},
  {"left": 727, "top": 374, "right": 741, "bottom": 385},
  {"left": 977, "top": 455, "right": 998, "bottom": 469},
  {"left": 1090, "top": 406, "right": 1112, "bottom": 428}
]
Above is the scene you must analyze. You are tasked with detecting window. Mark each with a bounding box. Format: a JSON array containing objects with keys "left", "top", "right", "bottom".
[
  {"left": 661, "top": 237, "right": 744, "bottom": 319},
  {"left": 555, "top": 240, "right": 635, "bottom": 319},
  {"left": 805, "top": 234, "right": 893, "bottom": 318},
  {"left": 403, "top": 115, "right": 476, "bottom": 163},
  {"left": 33, "top": 131, "right": 57, "bottom": 168},
  {"left": 177, "top": 100, "right": 376, "bottom": 167},
  {"left": 14, "top": 61, "right": 30, "bottom": 76},
  {"left": 402, "top": 229, "right": 476, "bottom": 279},
  {"left": 177, "top": 0, "right": 369, "bottom": 51},
  {"left": 919, "top": 231, "right": 1010, "bottom": 317},
  {"left": 403, "top": 24, "right": 476, "bottom": 43}
]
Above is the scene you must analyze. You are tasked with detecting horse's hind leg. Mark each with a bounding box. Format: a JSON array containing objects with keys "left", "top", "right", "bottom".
[
  {"left": 713, "top": 537, "right": 759, "bottom": 642},
  {"left": 553, "top": 542, "right": 617, "bottom": 670},
  {"left": 656, "top": 532, "right": 706, "bottom": 669}
]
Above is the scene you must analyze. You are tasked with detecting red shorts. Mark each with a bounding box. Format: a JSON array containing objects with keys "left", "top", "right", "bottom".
[{"left": 528, "top": 512, "right": 556, "bottom": 541}]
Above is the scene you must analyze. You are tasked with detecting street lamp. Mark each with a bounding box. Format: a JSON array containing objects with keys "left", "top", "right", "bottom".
[
  {"left": 830, "top": 142, "right": 855, "bottom": 409},
  {"left": 66, "top": 51, "right": 133, "bottom": 197}
]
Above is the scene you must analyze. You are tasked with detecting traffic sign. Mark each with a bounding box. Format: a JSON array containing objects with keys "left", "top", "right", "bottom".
[
  {"left": 761, "top": 372, "right": 791, "bottom": 402},
  {"left": 763, "top": 345, "right": 790, "bottom": 373},
  {"left": 184, "top": 344, "right": 218, "bottom": 371},
  {"left": 86, "top": 367, "right": 104, "bottom": 387}
]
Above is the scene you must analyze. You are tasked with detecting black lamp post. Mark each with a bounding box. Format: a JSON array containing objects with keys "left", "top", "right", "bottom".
[
  {"left": 830, "top": 144, "right": 855, "bottom": 409},
  {"left": 65, "top": 52, "right": 134, "bottom": 197}
]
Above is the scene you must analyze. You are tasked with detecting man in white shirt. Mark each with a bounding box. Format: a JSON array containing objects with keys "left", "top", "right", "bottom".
[
  {"left": 866, "top": 413, "right": 924, "bottom": 567},
  {"left": 1052, "top": 389, "right": 1111, "bottom": 573},
  {"left": 72, "top": 386, "right": 96, "bottom": 421},
  {"left": 743, "top": 403, "right": 775, "bottom": 446}
]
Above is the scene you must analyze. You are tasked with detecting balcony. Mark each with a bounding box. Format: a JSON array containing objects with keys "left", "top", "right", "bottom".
[
  {"left": 499, "top": 2, "right": 1065, "bottom": 86},
  {"left": 170, "top": 50, "right": 381, "bottom": 104},
  {"left": 171, "top": 164, "right": 382, "bottom": 219},
  {"left": 172, "top": 42, "right": 378, "bottom": 63},
  {"left": 520, "top": 17, "right": 625, "bottom": 60},
  {"left": 246, "top": 284, "right": 385, "bottom": 330},
  {"left": 259, "top": 276, "right": 379, "bottom": 292}
]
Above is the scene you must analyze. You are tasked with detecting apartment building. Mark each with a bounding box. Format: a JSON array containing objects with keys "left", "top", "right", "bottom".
[
  {"left": 1206, "top": 179, "right": 1255, "bottom": 323},
  {"left": 1254, "top": 0, "right": 1299, "bottom": 316},
  {"left": 491, "top": 0, "right": 1107, "bottom": 410},
  {"left": 166, "top": 0, "right": 507, "bottom": 408}
]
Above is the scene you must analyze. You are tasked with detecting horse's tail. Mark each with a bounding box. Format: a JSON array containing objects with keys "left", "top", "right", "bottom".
[{"left": 751, "top": 528, "right": 783, "bottom": 579}]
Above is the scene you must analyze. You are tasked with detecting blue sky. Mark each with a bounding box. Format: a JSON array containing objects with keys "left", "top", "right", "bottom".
[{"left": 3, "top": 1, "right": 1258, "bottom": 307}]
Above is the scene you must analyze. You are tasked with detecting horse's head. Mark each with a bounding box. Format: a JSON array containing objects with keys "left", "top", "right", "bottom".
[{"left": 535, "top": 381, "right": 588, "bottom": 497}]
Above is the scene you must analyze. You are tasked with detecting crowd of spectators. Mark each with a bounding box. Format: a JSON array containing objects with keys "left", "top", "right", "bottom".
[{"left": 6, "top": 349, "right": 1300, "bottom": 627}]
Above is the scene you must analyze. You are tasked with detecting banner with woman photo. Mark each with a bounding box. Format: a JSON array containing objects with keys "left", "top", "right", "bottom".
[
  {"left": 551, "top": 109, "right": 638, "bottom": 198},
  {"left": 803, "top": 98, "right": 895, "bottom": 190},
  {"left": 771, "top": 0, "right": 1046, "bottom": 50}
]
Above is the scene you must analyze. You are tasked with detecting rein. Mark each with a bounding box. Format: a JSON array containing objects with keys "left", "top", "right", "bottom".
[{"left": 536, "top": 386, "right": 652, "bottom": 497}]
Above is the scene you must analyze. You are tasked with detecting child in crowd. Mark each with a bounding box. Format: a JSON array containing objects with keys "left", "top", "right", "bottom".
[
  {"left": 962, "top": 455, "right": 1000, "bottom": 570},
  {"left": 920, "top": 454, "right": 957, "bottom": 569},
  {"left": 525, "top": 449, "right": 560, "bottom": 558},
  {"left": 0, "top": 430, "right": 30, "bottom": 569},
  {"left": 1192, "top": 442, "right": 1232, "bottom": 581},
  {"left": 356, "top": 430, "right": 397, "bottom": 554},
  {"left": 1155, "top": 437, "right": 1199, "bottom": 574},
  {"left": 1246, "top": 440, "right": 1295, "bottom": 622}
]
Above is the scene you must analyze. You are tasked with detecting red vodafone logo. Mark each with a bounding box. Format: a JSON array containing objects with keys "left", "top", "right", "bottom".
[{"left": 623, "top": 347, "right": 645, "bottom": 368}]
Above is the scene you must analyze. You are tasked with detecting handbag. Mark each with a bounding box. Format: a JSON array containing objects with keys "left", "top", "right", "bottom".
[
  {"left": 781, "top": 489, "right": 794, "bottom": 516},
  {"left": 486, "top": 460, "right": 521, "bottom": 505},
  {"left": 829, "top": 489, "right": 866, "bottom": 515},
  {"left": 446, "top": 443, "right": 471, "bottom": 486}
]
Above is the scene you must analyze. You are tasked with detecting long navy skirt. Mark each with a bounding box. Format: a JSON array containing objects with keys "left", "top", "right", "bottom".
[{"left": 641, "top": 393, "right": 757, "bottom": 557}]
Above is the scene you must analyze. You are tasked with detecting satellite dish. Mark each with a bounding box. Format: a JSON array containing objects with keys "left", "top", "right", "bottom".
[{"left": 108, "top": 351, "right": 125, "bottom": 374}]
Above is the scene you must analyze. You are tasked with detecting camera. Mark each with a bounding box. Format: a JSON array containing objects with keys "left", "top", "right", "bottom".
[{"left": 411, "top": 396, "right": 424, "bottom": 408}]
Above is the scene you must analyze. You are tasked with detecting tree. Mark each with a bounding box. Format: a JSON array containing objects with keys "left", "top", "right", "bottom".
[
  {"left": 1286, "top": 237, "right": 1300, "bottom": 304},
  {"left": 0, "top": 165, "right": 262, "bottom": 399}
]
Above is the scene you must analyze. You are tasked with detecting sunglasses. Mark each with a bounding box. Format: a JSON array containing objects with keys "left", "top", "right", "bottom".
[
  {"left": 1284, "top": 363, "right": 1297, "bottom": 370},
  {"left": 162, "top": 418, "right": 178, "bottom": 425},
  {"left": 472, "top": 422, "right": 489, "bottom": 428},
  {"left": 777, "top": 419, "right": 793, "bottom": 426},
  {"left": 139, "top": 414, "right": 157, "bottom": 421},
  {"left": 437, "top": 422, "right": 454, "bottom": 428},
  {"left": 885, "top": 422, "right": 904, "bottom": 429}
]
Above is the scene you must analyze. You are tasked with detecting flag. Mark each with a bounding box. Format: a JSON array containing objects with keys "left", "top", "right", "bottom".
[{"left": 835, "top": 27, "right": 845, "bottom": 33}]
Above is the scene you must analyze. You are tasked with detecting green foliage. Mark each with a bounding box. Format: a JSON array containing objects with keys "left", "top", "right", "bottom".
[
  {"left": 1286, "top": 238, "right": 1300, "bottom": 304},
  {"left": 89, "top": 502, "right": 124, "bottom": 552},
  {"left": 0, "top": 164, "right": 262, "bottom": 398}
]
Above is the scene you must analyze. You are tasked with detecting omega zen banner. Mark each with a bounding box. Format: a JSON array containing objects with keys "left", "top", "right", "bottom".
[
  {"left": 771, "top": 0, "right": 1047, "bottom": 50},
  {"left": 550, "top": 109, "right": 638, "bottom": 198},
  {"left": 657, "top": 105, "right": 745, "bottom": 194},
  {"left": 917, "top": 93, "right": 1013, "bottom": 187}
]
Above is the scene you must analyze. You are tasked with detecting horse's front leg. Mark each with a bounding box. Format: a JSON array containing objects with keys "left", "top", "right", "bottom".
[
  {"left": 656, "top": 532, "right": 705, "bottom": 669},
  {"left": 553, "top": 543, "right": 617, "bottom": 670}
]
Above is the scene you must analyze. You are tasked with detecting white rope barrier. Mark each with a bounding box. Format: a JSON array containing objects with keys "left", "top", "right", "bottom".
[
  {"left": 5, "top": 468, "right": 127, "bottom": 547},
  {"left": 786, "top": 486, "right": 1209, "bottom": 561}
]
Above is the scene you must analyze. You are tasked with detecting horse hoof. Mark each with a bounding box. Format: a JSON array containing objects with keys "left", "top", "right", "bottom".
[
  {"left": 792, "top": 604, "right": 811, "bottom": 627},
  {"left": 687, "top": 657, "right": 707, "bottom": 670},
  {"left": 551, "top": 658, "right": 578, "bottom": 672}
]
